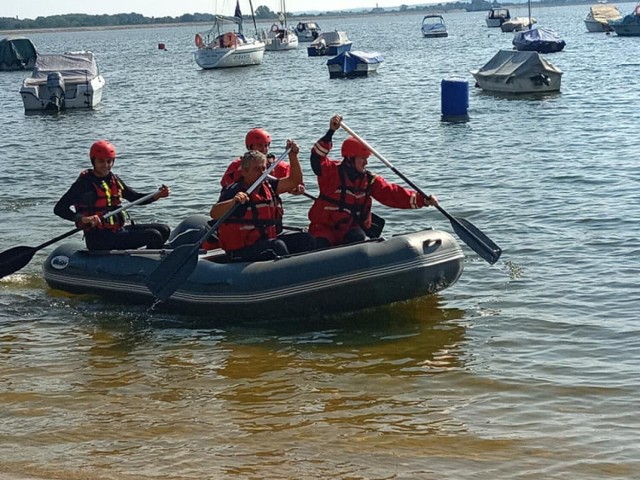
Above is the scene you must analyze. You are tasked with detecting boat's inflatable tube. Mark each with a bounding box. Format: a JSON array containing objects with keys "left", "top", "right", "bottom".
[{"left": 43, "top": 215, "right": 464, "bottom": 319}]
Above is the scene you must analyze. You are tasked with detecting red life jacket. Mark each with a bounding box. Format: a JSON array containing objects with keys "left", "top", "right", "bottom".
[
  {"left": 221, "top": 156, "right": 288, "bottom": 232},
  {"left": 74, "top": 171, "right": 126, "bottom": 232},
  {"left": 217, "top": 181, "right": 280, "bottom": 252},
  {"left": 309, "top": 161, "right": 376, "bottom": 231}
]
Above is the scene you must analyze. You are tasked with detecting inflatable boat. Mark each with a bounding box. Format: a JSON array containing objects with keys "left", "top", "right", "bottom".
[{"left": 43, "top": 215, "right": 464, "bottom": 319}]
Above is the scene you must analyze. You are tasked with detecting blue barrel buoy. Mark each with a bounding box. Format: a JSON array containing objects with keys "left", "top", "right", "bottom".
[{"left": 441, "top": 78, "right": 469, "bottom": 122}]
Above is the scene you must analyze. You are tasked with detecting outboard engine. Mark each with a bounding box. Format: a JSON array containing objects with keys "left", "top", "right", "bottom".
[{"left": 45, "top": 72, "right": 65, "bottom": 112}]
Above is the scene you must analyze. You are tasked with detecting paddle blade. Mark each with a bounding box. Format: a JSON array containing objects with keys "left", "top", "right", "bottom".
[
  {"left": 0, "top": 246, "right": 38, "bottom": 279},
  {"left": 450, "top": 217, "right": 502, "bottom": 264},
  {"left": 144, "top": 244, "right": 200, "bottom": 301}
]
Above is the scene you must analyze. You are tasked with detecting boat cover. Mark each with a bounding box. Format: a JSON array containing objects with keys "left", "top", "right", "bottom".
[
  {"left": 588, "top": 4, "right": 622, "bottom": 23},
  {"left": 327, "top": 50, "right": 384, "bottom": 67},
  {"left": 513, "top": 27, "right": 566, "bottom": 53},
  {"left": 0, "top": 36, "right": 37, "bottom": 71},
  {"left": 610, "top": 10, "right": 640, "bottom": 26},
  {"left": 27, "top": 52, "right": 99, "bottom": 83},
  {"left": 474, "top": 50, "right": 562, "bottom": 81},
  {"left": 312, "top": 30, "right": 350, "bottom": 46}
]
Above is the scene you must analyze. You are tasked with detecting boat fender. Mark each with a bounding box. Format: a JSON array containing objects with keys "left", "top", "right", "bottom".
[
  {"left": 271, "top": 24, "right": 279, "bottom": 33},
  {"left": 195, "top": 33, "right": 204, "bottom": 48}
]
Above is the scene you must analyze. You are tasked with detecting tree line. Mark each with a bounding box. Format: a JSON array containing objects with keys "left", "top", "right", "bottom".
[{"left": 1, "top": 1, "right": 593, "bottom": 32}]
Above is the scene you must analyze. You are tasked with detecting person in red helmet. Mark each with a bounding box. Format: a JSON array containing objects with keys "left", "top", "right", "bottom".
[
  {"left": 54, "top": 140, "right": 172, "bottom": 251},
  {"left": 210, "top": 141, "right": 315, "bottom": 262},
  {"left": 202, "top": 127, "right": 304, "bottom": 251},
  {"left": 308, "top": 114, "right": 439, "bottom": 248}
]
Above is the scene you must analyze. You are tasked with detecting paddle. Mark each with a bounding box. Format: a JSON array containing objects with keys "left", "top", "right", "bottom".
[
  {"left": 340, "top": 122, "right": 502, "bottom": 265},
  {"left": 0, "top": 190, "right": 161, "bottom": 280},
  {"left": 299, "top": 191, "right": 386, "bottom": 239},
  {"left": 145, "top": 149, "right": 291, "bottom": 302}
]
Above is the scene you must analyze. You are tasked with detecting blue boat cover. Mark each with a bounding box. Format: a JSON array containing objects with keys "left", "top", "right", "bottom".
[
  {"left": 326, "top": 50, "right": 384, "bottom": 74},
  {"left": 513, "top": 27, "right": 566, "bottom": 54}
]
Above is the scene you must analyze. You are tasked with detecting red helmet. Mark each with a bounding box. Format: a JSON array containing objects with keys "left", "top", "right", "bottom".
[
  {"left": 245, "top": 128, "right": 271, "bottom": 149},
  {"left": 89, "top": 140, "right": 116, "bottom": 161},
  {"left": 341, "top": 137, "right": 370, "bottom": 159}
]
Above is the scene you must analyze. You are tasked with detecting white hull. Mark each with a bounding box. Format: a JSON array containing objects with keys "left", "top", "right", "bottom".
[
  {"left": 584, "top": 18, "right": 612, "bottom": 32},
  {"left": 194, "top": 42, "right": 265, "bottom": 69},
  {"left": 20, "top": 75, "right": 105, "bottom": 111},
  {"left": 501, "top": 17, "right": 536, "bottom": 32},
  {"left": 264, "top": 33, "right": 298, "bottom": 51}
]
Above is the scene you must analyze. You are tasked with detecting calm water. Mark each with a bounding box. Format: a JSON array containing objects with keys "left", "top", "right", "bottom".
[{"left": 1, "top": 4, "right": 640, "bottom": 479}]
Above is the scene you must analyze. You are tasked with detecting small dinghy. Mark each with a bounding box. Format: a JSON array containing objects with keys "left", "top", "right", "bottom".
[{"left": 43, "top": 215, "right": 464, "bottom": 320}]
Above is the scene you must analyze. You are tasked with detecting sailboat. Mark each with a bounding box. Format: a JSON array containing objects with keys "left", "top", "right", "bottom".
[
  {"left": 261, "top": 0, "right": 298, "bottom": 51},
  {"left": 512, "top": 0, "right": 565, "bottom": 53},
  {"left": 194, "top": 0, "right": 265, "bottom": 69}
]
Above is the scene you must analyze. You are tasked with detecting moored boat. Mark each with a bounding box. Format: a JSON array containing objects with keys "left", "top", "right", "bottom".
[
  {"left": 261, "top": 0, "right": 298, "bottom": 51},
  {"left": 513, "top": 27, "right": 566, "bottom": 53},
  {"left": 43, "top": 215, "right": 464, "bottom": 319},
  {"left": 421, "top": 14, "right": 448, "bottom": 38},
  {"left": 0, "top": 36, "right": 37, "bottom": 71},
  {"left": 193, "top": 1, "right": 265, "bottom": 69},
  {"left": 307, "top": 31, "right": 352, "bottom": 56},
  {"left": 584, "top": 4, "right": 622, "bottom": 32},
  {"left": 294, "top": 21, "right": 321, "bottom": 42},
  {"left": 471, "top": 49, "right": 562, "bottom": 94},
  {"left": 608, "top": 3, "right": 640, "bottom": 36},
  {"left": 20, "top": 51, "right": 105, "bottom": 112},
  {"left": 500, "top": 16, "right": 536, "bottom": 32},
  {"left": 326, "top": 51, "right": 383, "bottom": 79},
  {"left": 486, "top": 8, "right": 511, "bottom": 28}
]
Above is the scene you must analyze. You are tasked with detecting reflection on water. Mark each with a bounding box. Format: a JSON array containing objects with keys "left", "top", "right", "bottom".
[{"left": 1, "top": 292, "right": 473, "bottom": 479}]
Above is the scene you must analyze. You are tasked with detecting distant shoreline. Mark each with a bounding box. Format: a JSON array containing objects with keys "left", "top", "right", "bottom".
[{"left": 0, "top": 2, "right": 600, "bottom": 35}]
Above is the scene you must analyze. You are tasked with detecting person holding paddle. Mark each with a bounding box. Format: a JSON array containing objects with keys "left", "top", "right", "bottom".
[
  {"left": 54, "top": 140, "right": 171, "bottom": 251},
  {"left": 308, "top": 114, "right": 439, "bottom": 248},
  {"left": 200, "top": 127, "right": 305, "bottom": 251},
  {"left": 210, "top": 141, "right": 315, "bottom": 262}
]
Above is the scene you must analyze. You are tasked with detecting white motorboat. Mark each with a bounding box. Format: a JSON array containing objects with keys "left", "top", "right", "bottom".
[
  {"left": 307, "top": 31, "right": 353, "bottom": 56},
  {"left": 20, "top": 51, "right": 105, "bottom": 112},
  {"left": 194, "top": 1, "right": 265, "bottom": 69},
  {"left": 421, "top": 14, "right": 448, "bottom": 38},
  {"left": 294, "top": 21, "right": 321, "bottom": 42},
  {"left": 471, "top": 49, "right": 562, "bottom": 94},
  {"left": 486, "top": 8, "right": 511, "bottom": 28},
  {"left": 584, "top": 4, "right": 622, "bottom": 32},
  {"left": 261, "top": 0, "right": 298, "bottom": 51}
]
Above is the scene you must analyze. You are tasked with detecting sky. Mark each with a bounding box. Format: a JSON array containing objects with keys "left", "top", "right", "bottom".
[{"left": 0, "top": 1, "right": 440, "bottom": 20}]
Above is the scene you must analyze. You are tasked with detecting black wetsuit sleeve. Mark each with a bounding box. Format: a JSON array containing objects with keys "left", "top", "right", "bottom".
[{"left": 53, "top": 178, "right": 86, "bottom": 222}]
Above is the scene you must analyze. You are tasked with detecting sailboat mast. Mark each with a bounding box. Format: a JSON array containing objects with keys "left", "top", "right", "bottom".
[{"left": 248, "top": 0, "right": 259, "bottom": 34}]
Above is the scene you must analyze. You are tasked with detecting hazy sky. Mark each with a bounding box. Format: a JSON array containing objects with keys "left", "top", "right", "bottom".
[{"left": 1, "top": 1, "right": 439, "bottom": 20}]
